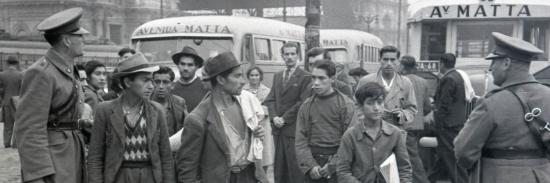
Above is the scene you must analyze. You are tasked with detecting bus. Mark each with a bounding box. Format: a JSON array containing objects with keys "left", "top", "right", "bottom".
[
  {"left": 0, "top": 40, "right": 121, "bottom": 71},
  {"left": 407, "top": 0, "right": 550, "bottom": 95},
  {"left": 130, "top": 16, "right": 306, "bottom": 87},
  {"left": 320, "top": 29, "right": 383, "bottom": 74}
]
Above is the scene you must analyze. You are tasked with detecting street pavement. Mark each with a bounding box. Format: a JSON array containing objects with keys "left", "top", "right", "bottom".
[{"left": 0, "top": 123, "right": 21, "bottom": 183}]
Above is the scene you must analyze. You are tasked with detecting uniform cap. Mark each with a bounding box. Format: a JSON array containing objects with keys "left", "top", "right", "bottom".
[
  {"left": 485, "top": 32, "right": 543, "bottom": 62},
  {"left": 37, "top": 7, "right": 90, "bottom": 35}
]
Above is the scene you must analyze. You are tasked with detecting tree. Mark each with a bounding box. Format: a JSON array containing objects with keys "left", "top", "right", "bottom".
[{"left": 305, "top": 0, "right": 321, "bottom": 71}]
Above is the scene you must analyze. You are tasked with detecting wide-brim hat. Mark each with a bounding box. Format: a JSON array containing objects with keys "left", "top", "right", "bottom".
[
  {"left": 37, "top": 7, "right": 90, "bottom": 35},
  {"left": 202, "top": 52, "right": 243, "bottom": 80},
  {"left": 171, "top": 46, "right": 204, "bottom": 67},
  {"left": 485, "top": 32, "right": 543, "bottom": 61},
  {"left": 113, "top": 52, "right": 159, "bottom": 78}
]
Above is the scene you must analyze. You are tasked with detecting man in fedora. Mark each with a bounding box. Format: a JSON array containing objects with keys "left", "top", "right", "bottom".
[
  {"left": 171, "top": 46, "right": 208, "bottom": 111},
  {"left": 177, "top": 52, "right": 267, "bottom": 183},
  {"left": 15, "top": 7, "right": 90, "bottom": 183},
  {"left": 87, "top": 53, "right": 175, "bottom": 183},
  {"left": 454, "top": 32, "right": 550, "bottom": 183},
  {"left": 0, "top": 56, "right": 22, "bottom": 149}
]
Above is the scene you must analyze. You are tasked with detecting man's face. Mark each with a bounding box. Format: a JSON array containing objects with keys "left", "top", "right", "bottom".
[
  {"left": 311, "top": 67, "right": 334, "bottom": 96},
  {"left": 379, "top": 52, "right": 399, "bottom": 75},
  {"left": 361, "top": 96, "right": 385, "bottom": 122},
  {"left": 177, "top": 56, "right": 198, "bottom": 81},
  {"left": 126, "top": 73, "right": 154, "bottom": 99},
  {"left": 489, "top": 58, "right": 509, "bottom": 86},
  {"left": 89, "top": 67, "right": 107, "bottom": 89},
  {"left": 153, "top": 73, "right": 172, "bottom": 99},
  {"left": 219, "top": 66, "right": 246, "bottom": 95},
  {"left": 282, "top": 47, "right": 299, "bottom": 68},
  {"left": 65, "top": 34, "right": 85, "bottom": 57}
]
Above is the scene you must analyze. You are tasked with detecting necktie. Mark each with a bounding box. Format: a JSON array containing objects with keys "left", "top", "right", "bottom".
[{"left": 283, "top": 68, "right": 291, "bottom": 86}]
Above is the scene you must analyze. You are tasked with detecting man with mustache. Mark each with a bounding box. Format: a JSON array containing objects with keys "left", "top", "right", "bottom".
[{"left": 171, "top": 46, "right": 208, "bottom": 111}]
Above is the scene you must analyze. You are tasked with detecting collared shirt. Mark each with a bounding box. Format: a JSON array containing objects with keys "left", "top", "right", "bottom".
[
  {"left": 219, "top": 99, "right": 251, "bottom": 167},
  {"left": 284, "top": 65, "right": 298, "bottom": 81},
  {"left": 335, "top": 118, "right": 412, "bottom": 183},
  {"left": 381, "top": 73, "right": 395, "bottom": 91}
]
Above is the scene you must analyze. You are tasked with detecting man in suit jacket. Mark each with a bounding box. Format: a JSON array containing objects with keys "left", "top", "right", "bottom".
[
  {"left": 399, "top": 55, "right": 432, "bottom": 183},
  {"left": 434, "top": 53, "right": 468, "bottom": 183},
  {"left": 0, "top": 56, "right": 22, "bottom": 148},
  {"left": 264, "top": 43, "right": 312, "bottom": 183}
]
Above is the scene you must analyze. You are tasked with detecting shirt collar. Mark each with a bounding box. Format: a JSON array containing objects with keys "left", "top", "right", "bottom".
[
  {"left": 178, "top": 74, "right": 198, "bottom": 85},
  {"left": 442, "top": 68, "right": 456, "bottom": 78},
  {"left": 356, "top": 116, "right": 396, "bottom": 141},
  {"left": 46, "top": 48, "right": 75, "bottom": 77},
  {"left": 285, "top": 65, "right": 298, "bottom": 76}
]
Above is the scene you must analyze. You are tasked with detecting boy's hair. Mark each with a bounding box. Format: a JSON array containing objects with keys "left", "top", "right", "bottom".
[
  {"left": 355, "top": 82, "right": 386, "bottom": 104},
  {"left": 312, "top": 59, "right": 336, "bottom": 77}
]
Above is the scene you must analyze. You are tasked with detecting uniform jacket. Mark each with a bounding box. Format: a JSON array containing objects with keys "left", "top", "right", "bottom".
[
  {"left": 153, "top": 94, "right": 188, "bottom": 136},
  {"left": 0, "top": 67, "right": 22, "bottom": 106},
  {"left": 454, "top": 76, "right": 550, "bottom": 183},
  {"left": 434, "top": 69, "right": 467, "bottom": 128},
  {"left": 87, "top": 96, "right": 175, "bottom": 183},
  {"left": 83, "top": 85, "right": 104, "bottom": 109},
  {"left": 336, "top": 120, "right": 412, "bottom": 183},
  {"left": 15, "top": 49, "right": 86, "bottom": 182},
  {"left": 404, "top": 74, "right": 432, "bottom": 131},
  {"left": 176, "top": 95, "right": 266, "bottom": 183},
  {"left": 357, "top": 71, "right": 417, "bottom": 127},
  {"left": 264, "top": 67, "right": 312, "bottom": 137},
  {"left": 295, "top": 90, "right": 356, "bottom": 174}
]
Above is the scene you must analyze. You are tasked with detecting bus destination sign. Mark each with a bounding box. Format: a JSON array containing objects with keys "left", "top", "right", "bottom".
[{"left": 134, "top": 25, "right": 232, "bottom": 36}]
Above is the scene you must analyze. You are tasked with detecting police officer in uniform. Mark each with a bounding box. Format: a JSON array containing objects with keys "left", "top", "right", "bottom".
[
  {"left": 454, "top": 32, "right": 550, "bottom": 183},
  {"left": 15, "top": 8, "right": 90, "bottom": 183}
]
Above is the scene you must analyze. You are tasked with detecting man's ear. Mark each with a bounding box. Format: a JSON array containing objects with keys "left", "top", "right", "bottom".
[{"left": 61, "top": 35, "right": 71, "bottom": 48}]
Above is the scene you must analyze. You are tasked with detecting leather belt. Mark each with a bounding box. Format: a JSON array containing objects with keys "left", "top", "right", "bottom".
[
  {"left": 482, "top": 148, "right": 547, "bottom": 160},
  {"left": 47, "top": 121, "right": 82, "bottom": 131}
]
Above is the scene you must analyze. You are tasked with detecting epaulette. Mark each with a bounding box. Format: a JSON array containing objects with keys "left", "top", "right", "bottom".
[{"left": 484, "top": 88, "right": 505, "bottom": 98}]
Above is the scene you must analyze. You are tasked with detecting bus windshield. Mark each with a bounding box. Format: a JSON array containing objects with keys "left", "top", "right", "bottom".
[
  {"left": 133, "top": 37, "right": 233, "bottom": 62},
  {"left": 326, "top": 48, "right": 348, "bottom": 63}
]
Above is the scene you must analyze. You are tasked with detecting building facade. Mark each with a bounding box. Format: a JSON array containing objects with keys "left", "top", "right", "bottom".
[{"left": 0, "top": 0, "right": 179, "bottom": 45}]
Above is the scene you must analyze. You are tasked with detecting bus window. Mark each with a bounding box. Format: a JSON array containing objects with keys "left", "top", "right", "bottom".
[
  {"left": 456, "top": 23, "right": 513, "bottom": 58},
  {"left": 271, "top": 40, "right": 285, "bottom": 61},
  {"left": 135, "top": 37, "right": 233, "bottom": 62},
  {"left": 524, "top": 21, "right": 549, "bottom": 60},
  {"left": 420, "top": 22, "right": 447, "bottom": 61},
  {"left": 254, "top": 38, "right": 271, "bottom": 60},
  {"left": 355, "top": 45, "right": 361, "bottom": 61},
  {"left": 242, "top": 34, "right": 254, "bottom": 63},
  {"left": 326, "top": 48, "right": 348, "bottom": 64}
]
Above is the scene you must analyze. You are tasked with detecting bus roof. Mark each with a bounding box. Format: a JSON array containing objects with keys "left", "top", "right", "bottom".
[
  {"left": 131, "top": 16, "right": 305, "bottom": 40},
  {"left": 408, "top": 0, "right": 550, "bottom": 22},
  {"left": 320, "top": 29, "right": 383, "bottom": 49}
]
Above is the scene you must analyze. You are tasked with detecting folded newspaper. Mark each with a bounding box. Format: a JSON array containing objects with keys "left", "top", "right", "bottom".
[{"left": 380, "top": 153, "right": 400, "bottom": 183}]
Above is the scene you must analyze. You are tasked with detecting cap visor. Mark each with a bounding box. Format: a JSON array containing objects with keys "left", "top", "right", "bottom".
[
  {"left": 71, "top": 27, "right": 90, "bottom": 35},
  {"left": 485, "top": 53, "right": 503, "bottom": 60}
]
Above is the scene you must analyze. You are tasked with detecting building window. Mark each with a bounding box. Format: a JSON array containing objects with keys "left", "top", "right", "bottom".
[
  {"left": 420, "top": 21, "right": 447, "bottom": 60},
  {"left": 524, "top": 21, "right": 549, "bottom": 60},
  {"left": 109, "top": 24, "right": 122, "bottom": 45},
  {"left": 456, "top": 23, "right": 513, "bottom": 58}
]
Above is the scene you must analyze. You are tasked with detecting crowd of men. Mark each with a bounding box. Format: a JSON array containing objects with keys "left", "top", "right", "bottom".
[{"left": 2, "top": 7, "right": 550, "bottom": 183}]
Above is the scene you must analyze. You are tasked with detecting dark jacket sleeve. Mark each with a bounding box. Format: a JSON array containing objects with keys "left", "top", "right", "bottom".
[
  {"left": 454, "top": 99, "right": 493, "bottom": 169},
  {"left": 263, "top": 73, "right": 278, "bottom": 122},
  {"left": 14, "top": 67, "right": 55, "bottom": 181},
  {"left": 295, "top": 99, "right": 319, "bottom": 175},
  {"left": 434, "top": 76, "right": 456, "bottom": 123},
  {"left": 87, "top": 102, "right": 108, "bottom": 183},
  {"left": 176, "top": 114, "right": 206, "bottom": 183},
  {"left": 336, "top": 130, "right": 361, "bottom": 183},
  {"left": 155, "top": 104, "right": 176, "bottom": 183},
  {"left": 395, "top": 130, "right": 413, "bottom": 183},
  {"left": 281, "top": 75, "right": 312, "bottom": 124},
  {"left": 422, "top": 80, "right": 432, "bottom": 116}
]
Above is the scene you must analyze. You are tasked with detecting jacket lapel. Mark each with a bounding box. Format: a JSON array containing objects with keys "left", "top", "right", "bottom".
[
  {"left": 205, "top": 99, "right": 230, "bottom": 158},
  {"left": 110, "top": 99, "right": 126, "bottom": 143},
  {"left": 283, "top": 68, "right": 301, "bottom": 94},
  {"left": 144, "top": 102, "right": 158, "bottom": 143}
]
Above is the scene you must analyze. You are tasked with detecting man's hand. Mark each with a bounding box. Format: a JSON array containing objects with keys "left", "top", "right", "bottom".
[
  {"left": 319, "top": 164, "right": 331, "bottom": 178},
  {"left": 394, "top": 110, "right": 405, "bottom": 125},
  {"left": 252, "top": 126, "right": 265, "bottom": 139},
  {"left": 309, "top": 166, "right": 323, "bottom": 180},
  {"left": 273, "top": 116, "right": 285, "bottom": 128}
]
